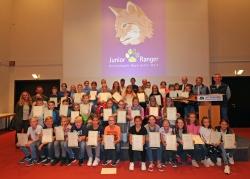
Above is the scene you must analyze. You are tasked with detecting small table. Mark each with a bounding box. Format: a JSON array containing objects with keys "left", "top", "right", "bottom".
[{"left": 0, "top": 113, "right": 16, "bottom": 130}]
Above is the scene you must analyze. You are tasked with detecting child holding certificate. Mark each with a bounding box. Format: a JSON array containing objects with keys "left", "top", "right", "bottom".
[
  {"left": 145, "top": 96, "right": 161, "bottom": 125},
  {"left": 103, "top": 116, "right": 121, "bottom": 167},
  {"left": 80, "top": 94, "right": 94, "bottom": 123},
  {"left": 30, "top": 98, "right": 46, "bottom": 127},
  {"left": 52, "top": 116, "right": 73, "bottom": 166},
  {"left": 122, "top": 85, "right": 136, "bottom": 107},
  {"left": 18, "top": 117, "right": 43, "bottom": 166},
  {"left": 111, "top": 81, "right": 122, "bottom": 105},
  {"left": 215, "top": 119, "right": 235, "bottom": 174},
  {"left": 149, "top": 85, "right": 163, "bottom": 108},
  {"left": 38, "top": 116, "right": 54, "bottom": 165},
  {"left": 175, "top": 117, "right": 196, "bottom": 167},
  {"left": 89, "top": 81, "right": 98, "bottom": 105},
  {"left": 47, "top": 100, "right": 60, "bottom": 126},
  {"left": 199, "top": 117, "right": 221, "bottom": 167},
  {"left": 128, "top": 116, "right": 147, "bottom": 171},
  {"left": 159, "top": 119, "right": 177, "bottom": 168},
  {"left": 86, "top": 116, "right": 103, "bottom": 166},
  {"left": 145, "top": 115, "right": 163, "bottom": 172},
  {"left": 128, "top": 97, "right": 145, "bottom": 126},
  {"left": 99, "top": 99, "right": 116, "bottom": 127},
  {"left": 69, "top": 116, "right": 87, "bottom": 166},
  {"left": 186, "top": 112, "right": 208, "bottom": 167}
]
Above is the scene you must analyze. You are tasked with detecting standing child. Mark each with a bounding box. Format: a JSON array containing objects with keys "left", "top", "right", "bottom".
[
  {"left": 47, "top": 101, "right": 60, "bottom": 126},
  {"left": 128, "top": 97, "right": 144, "bottom": 127}
]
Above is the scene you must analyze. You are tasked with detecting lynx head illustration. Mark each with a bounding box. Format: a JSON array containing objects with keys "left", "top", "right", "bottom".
[{"left": 109, "top": 1, "right": 153, "bottom": 45}]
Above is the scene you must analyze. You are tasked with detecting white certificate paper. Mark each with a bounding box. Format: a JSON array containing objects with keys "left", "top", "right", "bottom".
[
  {"left": 68, "top": 132, "right": 79, "bottom": 147},
  {"left": 159, "top": 88, "right": 166, "bottom": 97},
  {"left": 49, "top": 97, "right": 58, "bottom": 107},
  {"left": 99, "top": 92, "right": 109, "bottom": 102},
  {"left": 155, "top": 95, "right": 162, "bottom": 106},
  {"left": 33, "top": 106, "right": 43, "bottom": 117},
  {"left": 90, "top": 91, "right": 97, "bottom": 100},
  {"left": 149, "top": 132, "right": 160, "bottom": 148},
  {"left": 223, "top": 134, "right": 236, "bottom": 149},
  {"left": 131, "top": 110, "right": 141, "bottom": 119},
  {"left": 55, "top": 126, "right": 64, "bottom": 141},
  {"left": 74, "top": 92, "right": 84, "bottom": 103},
  {"left": 103, "top": 108, "right": 112, "bottom": 121},
  {"left": 137, "top": 93, "right": 146, "bottom": 102},
  {"left": 149, "top": 107, "right": 158, "bottom": 117},
  {"left": 132, "top": 135, "right": 143, "bottom": 151},
  {"left": 165, "top": 135, "right": 177, "bottom": 151},
  {"left": 80, "top": 104, "right": 90, "bottom": 115},
  {"left": 17, "top": 133, "right": 28, "bottom": 146},
  {"left": 169, "top": 91, "right": 177, "bottom": 98},
  {"left": 59, "top": 105, "right": 68, "bottom": 116},
  {"left": 167, "top": 107, "right": 177, "bottom": 121},
  {"left": 70, "top": 111, "right": 80, "bottom": 123},
  {"left": 209, "top": 131, "right": 222, "bottom": 144},
  {"left": 182, "top": 134, "right": 194, "bottom": 149},
  {"left": 87, "top": 131, "right": 98, "bottom": 146},
  {"left": 144, "top": 88, "right": 152, "bottom": 97},
  {"left": 44, "top": 110, "right": 53, "bottom": 119},
  {"left": 117, "top": 110, "right": 126, "bottom": 123},
  {"left": 104, "top": 135, "right": 115, "bottom": 149},
  {"left": 112, "top": 92, "right": 122, "bottom": 102},
  {"left": 192, "top": 135, "right": 204, "bottom": 144},
  {"left": 42, "top": 128, "right": 53, "bottom": 144}
]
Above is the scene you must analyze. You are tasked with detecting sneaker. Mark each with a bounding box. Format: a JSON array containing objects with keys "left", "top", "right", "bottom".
[
  {"left": 19, "top": 156, "right": 31, "bottom": 164},
  {"left": 224, "top": 165, "right": 231, "bottom": 174},
  {"left": 201, "top": 159, "right": 209, "bottom": 167},
  {"left": 216, "top": 158, "right": 222, "bottom": 166},
  {"left": 111, "top": 162, "right": 117, "bottom": 167},
  {"left": 129, "top": 162, "right": 134, "bottom": 171},
  {"left": 141, "top": 162, "right": 146, "bottom": 171},
  {"left": 92, "top": 158, "right": 100, "bottom": 167},
  {"left": 78, "top": 159, "right": 84, "bottom": 166},
  {"left": 116, "top": 159, "right": 120, "bottom": 164},
  {"left": 42, "top": 158, "right": 51, "bottom": 166},
  {"left": 60, "top": 158, "right": 66, "bottom": 166},
  {"left": 36, "top": 158, "right": 43, "bottom": 165},
  {"left": 169, "top": 161, "right": 178, "bottom": 168},
  {"left": 176, "top": 155, "right": 182, "bottom": 164},
  {"left": 207, "top": 158, "right": 215, "bottom": 166},
  {"left": 102, "top": 160, "right": 111, "bottom": 166},
  {"left": 41, "top": 158, "right": 48, "bottom": 163},
  {"left": 87, "top": 158, "right": 93, "bottom": 166},
  {"left": 192, "top": 160, "right": 199, "bottom": 168},
  {"left": 25, "top": 160, "right": 35, "bottom": 167},
  {"left": 157, "top": 164, "right": 165, "bottom": 172},
  {"left": 51, "top": 158, "right": 59, "bottom": 166},
  {"left": 229, "top": 157, "right": 235, "bottom": 165},
  {"left": 66, "top": 158, "right": 77, "bottom": 166},
  {"left": 148, "top": 163, "right": 154, "bottom": 172}
]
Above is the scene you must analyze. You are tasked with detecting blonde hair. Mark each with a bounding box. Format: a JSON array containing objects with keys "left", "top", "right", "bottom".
[{"left": 18, "top": 91, "right": 32, "bottom": 106}]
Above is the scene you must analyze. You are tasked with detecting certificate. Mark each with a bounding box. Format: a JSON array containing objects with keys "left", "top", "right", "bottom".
[
  {"left": 80, "top": 104, "right": 90, "bottom": 115},
  {"left": 90, "top": 91, "right": 97, "bottom": 100},
  {"left": 179, "top": 91, "right": 189, "bottom": 98},
  {"left": 169, "top": 91, "right": 177, "bottom": 98},
  {"left": 149, "top": 107, "right": 158, "bottom": 117},
  {"left": 33, "top": 106, "right": 43, "bottom": 117},
  {"left": 192, "top": 135, "right": 204, "bottom": 144},
  {"left": 103, "top": 108, "right": 112, "bottom": 121},
  {"left": 149, "top": 132, "right": 160, "bottom": 148},
  {"left": 68, "top": 132, "right": 79, "bottom": 147},
  {"left": 103, "top": 135, "right": 115, "bottom": 149},
  {"left": 59, "top": 105, "right": 68, "bottom": 116},
  {"left": 70, "top": 111, "right": 80, "bottom": 123},
  {"left": 165, "top": 135, "right": 177, "bottom": 151},
  {"left": 42, "top": 128, "right": 53, "bottom": 144},
  {"left": 87, "top": 131, "right": 98, "bottom": 146},
  {"left": 167, "top": 107, "right": 177, "bottom": 121},
  {"left": 137, "top": 93, "right": 146, "bottom": 102},
  {"left": 49, "top": 97, "right": 58, "bottom": 107},
  {"left": 117, "top": 110, "right": 126, "bottom": 123},
  {"left": 74, "top": 92, "right": 84, "bottom": 103},
  {"left": 159, "top": 88, "right": 166, "bottom": 97},
  {"left": 17, "top": 133, "right": 28, "bottom": 146},
  {"left": 209, "top": 131, "right": 221, "bottom": 144},
  {"left": 144, "top": 88, "right": 152, "bottom": 97},
  {"left": 55, "top": 126, "right": 64, "bottom": 141},
  {"left": 112, "top": 92, "right": 122, "bottom": 102},
  {"left": 182, "top": 134, "right": 194, "bottom": 149},
  {"left": 44, "top": 110, "right": 53, "bottom": 119},
  {"left": 155, "top": 95, "right": 162, "bottom": 106},
  {"left": 131, "top": 110, "right": 140, "bottom": 119},
  {"left": 99, "top": 92, "right": 109, "bottom": 102},
  {"left": 60, "top": 97, "right": 67, "bottom": 104},
  {"left": 101, "top": 168, "right": 117, "bottom": 175},
  {"left": 132, "top": 135, "right": 143, "bottom": 151},
  {"left": 223, "top": 134, "right": 236, "bottom": 149}
]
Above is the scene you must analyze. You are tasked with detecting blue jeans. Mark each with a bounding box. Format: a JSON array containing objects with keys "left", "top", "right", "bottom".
[
  {"left": 177, "top": 143, "right": 193, "bottom": 161},
  {"left": 54, "top": 140, "right": 68, "bottom": 159},
  {"left": 193, "top": 144, "right": 208, "bottom": 161},
  {"left": 67, "top": 141, "right": 85, "bottom": 160},
  {"left": 218, "top": 144, "right": 235, "bottom": 165},
  {"left": 41, "top": 142, "right": 54, "bottom": 159},
  {"left": 103, "top": 143, "right": 120, "bottom": 163},
  {"left": 146, "top": 143, "right": 162, "bottom": 162},
  {"left": 20, "top": 140, "right": 40, "bottom": 160},
  {"left": 86, "top": 143, "right": 101, "bottom": 159}
]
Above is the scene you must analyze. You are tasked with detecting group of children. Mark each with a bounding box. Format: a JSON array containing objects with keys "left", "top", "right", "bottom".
[{"left": 16, "top": 79, "right": 235, "bottom": 174}]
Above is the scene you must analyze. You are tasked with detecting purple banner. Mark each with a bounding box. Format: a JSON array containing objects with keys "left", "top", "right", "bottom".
[{"left": 102, "top": 0, "right": 166, "bottom": 77}]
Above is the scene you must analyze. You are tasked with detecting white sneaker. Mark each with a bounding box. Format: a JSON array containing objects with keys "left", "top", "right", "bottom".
[
  {"left": 129, "top": 162, "right": 134, "bottom": 171},
  {"left": 87, "top": 158, "right": 93, "bottom": 166},
  {"left": 229, "top": 157, "right": 235, "bottom": 165},
  {"left": 141, "top": 162, "right": 146, "bottom": 171},
  {"left": 192, "top": 160, "right": 199, "bottom": 168},
  {"left": 201, "top": 160, "right": 209, "bottom": 167},
  {"left": 207, "top": 158, "right": 215, "bottom": 166},
  {"left": 224, "top": 165, "right": 231, "bottom": 174},
  {"left": 216, "top": 158, "right": 222, "bottom": 166},
  {"left": 92, "top": 158, "right": 100, "bottom": 166}
]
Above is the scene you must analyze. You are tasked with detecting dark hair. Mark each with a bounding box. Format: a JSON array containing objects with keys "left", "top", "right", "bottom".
[
  {"left": 61, "top": 83, "right": 67, "bottom": 88},
  {"left": 186, "top": 112, "right": 199, "bottom": 126},
  {"left": 201, "top": 116, "right": 212, "bottom": 128},
  {"left": 48, "top": 101, "right": 55, "bottom": 105},
  {"left": 148, "top": 115, "right": 157, "bottom": 121},
  {"left": 134, "top": 116, "right": 142, "bottom": 121},
  {"left": 91, "top": 81, "right": 97, "bottom": 85},
  {"left": 120, "top": 78, "right": 125, "bottom": 82},
  {"left": 220, "top": 119, "right": 230, "bottom": 125},
  {"left": 175, "top": 117, "right": 187, "bottom": 133}
]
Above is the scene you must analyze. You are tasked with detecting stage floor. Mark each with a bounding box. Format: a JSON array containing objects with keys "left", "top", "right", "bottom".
[{"left": 0, "top": 129, "right": 249, "bottom": 179}]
